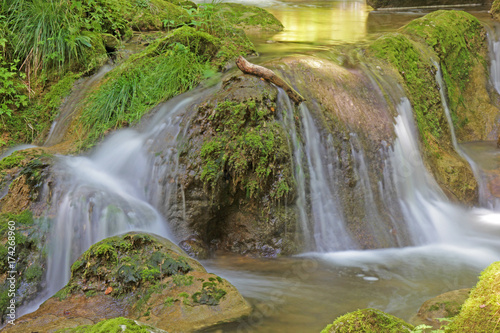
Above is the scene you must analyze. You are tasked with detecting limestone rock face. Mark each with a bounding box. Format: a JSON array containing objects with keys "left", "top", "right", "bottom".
[{"left": 3, "top": 233, "right": 251, "bottom": 333}]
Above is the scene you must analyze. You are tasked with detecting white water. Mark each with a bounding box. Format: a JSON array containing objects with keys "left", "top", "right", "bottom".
[
  {"left": 299, "top": 104, "right": 354, "bottom": 251},
  {"left": 20, "top": 91, "right": 205, "bottom": 315}
]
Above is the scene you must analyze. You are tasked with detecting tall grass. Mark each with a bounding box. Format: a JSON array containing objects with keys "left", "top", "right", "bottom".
[
  {"left": 79, "top": 45, "right": 209, "bottom": 148},
  {"left": 6, "top": 0, "right": 92, "bottom": 75}
]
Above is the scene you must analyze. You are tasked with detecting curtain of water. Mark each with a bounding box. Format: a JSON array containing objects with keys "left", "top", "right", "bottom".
[{"left": 21, "top": 94, "right": 200, "bottom": 315}]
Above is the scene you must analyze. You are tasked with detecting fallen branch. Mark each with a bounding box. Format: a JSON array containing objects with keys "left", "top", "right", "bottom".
[{"left": 235, "top": 56, "right": 305, "bottom": 105}]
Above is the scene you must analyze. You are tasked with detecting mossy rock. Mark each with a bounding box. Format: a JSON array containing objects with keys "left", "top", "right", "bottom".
[
  {"left": 447, "top": 262, "right": 500, "bottom": 332},
  {"left": 415, "top": 288, "right": 470, "bottom": 329},
  {"left": 321, "top": 308, "right": 415, "bottom": 333},
  {"left": 367, "top": 10, "right": 484, "bottom": 205},
  {"left": 218, "top": 3, "right": 284, "bottom": 32},
  {"left": 126, "top": 0, "right": 190, "bottom": 31},
  {"left": 56, "top": 317, "right": 167, "bottom": 333},
  {"left": 492, "top": 0, "right": 500, "bottom": 22},
  {"left": 4, "top": 232, "right": 251, "bottom": 333}
]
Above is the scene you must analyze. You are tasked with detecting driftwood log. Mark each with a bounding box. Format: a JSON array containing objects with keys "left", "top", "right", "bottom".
[{"left": 235, "top": 56, "right": 305, "bottom": 105}]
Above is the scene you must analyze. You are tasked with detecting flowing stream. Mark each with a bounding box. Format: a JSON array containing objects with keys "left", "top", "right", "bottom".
[{"left": 10, "top": 1, "right": 500, "bottom": 331}]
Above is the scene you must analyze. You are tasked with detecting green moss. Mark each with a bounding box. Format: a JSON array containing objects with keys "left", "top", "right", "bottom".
[
  {"left": 56, "top": 317, "right": 161, "bottom": 332},
  {"left": 127, "top": 0, "right": 189, "bottom": 31},
  {"left": 321, "top": 308, "right": 414, "bottom": 333},
  {"left": 66, "top": 233, "right": 192, "bottom": 298},
  {"left": 492, "top": 0, "right": 500, "bottom": 21},
  {"left": 402, "top": 10, "right": 485, "bottom": 130},
  {"left": 24, "top": 264, "right": 43, "bottom": 283},
  {"left": 0, "top": 152, "right": 25, "bottom": 171},
  {"left": 199, "top": 100, "right": 293, "bottom": 201},
  {"left": 217, "top": 3, "right": 284, "bottom": 32},
  {"left": 369, "top": 33, "right": 442, "bottom": 145},
  {"left": 192, "top": 276, "right": 226, "bottom": 306},
  {"left": 447, "top": 262, "right": 500, "bottom": 333}
]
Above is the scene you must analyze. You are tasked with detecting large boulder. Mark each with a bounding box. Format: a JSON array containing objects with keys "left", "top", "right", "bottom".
[
  {"left": 169, "top": 74, "right": 300, "bottom": 257},
  {"left": 367, "top": 10, "right": 498, "bottom": 205},
  {"left": 3, "top": 232, "right": 251, "bottom": 333},
  {"left": 414, "top": 288, "right": 470, "bottom": 329}
]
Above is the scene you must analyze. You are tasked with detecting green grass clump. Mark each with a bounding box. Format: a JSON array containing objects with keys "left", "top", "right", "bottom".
[
  {"left": 5, "top": 0, "right": 102, "bottom": 76},
  {"left": 217, "top": 3, "right": 284, "bottom": 32},
  {"left": 321, "top": 308, "right": 414, "bottom": 333},
  {"left": 79, "top": 42, "right": 209, "bottom": 148},
  {"left": 447, "top": 262, "right": 500, "bottom": 332}
]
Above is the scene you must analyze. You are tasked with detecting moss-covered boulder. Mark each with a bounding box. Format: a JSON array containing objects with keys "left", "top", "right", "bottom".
[
  {"left": 217, "top": 3, "right": 284, "bottom": 32},
  {"left": 367, "top": 10, "right": 496, "bottom": 205},
  {"left": 167, "top": 74, "right": 300, "bottom": 256},
  {"left": 4, "top": 232, "right": 251, "bottom": 333},
  {"left": 414, "top": 288, "right": 470, "bottom": 329},
  {"left": 56, "top": 317, "right": 167, "bottom": 333},
  {"left": 447, "top": 262, "right": 500, "bottom": 332},
  {"left": 321, "top": 308, "right": 415, "bottom": 333}
]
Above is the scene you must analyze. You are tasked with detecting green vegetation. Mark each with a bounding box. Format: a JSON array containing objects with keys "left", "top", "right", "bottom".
[
  {"left": 0, "top": 0, "right": 262, "bottom": 151},
  {"left": 56, "top": 317, "right": 161, "bottom": 333},
  {"left": 320, "top": 308, "right": 415, "bottom": 333},
  {"left": 447, "top": 262, "right": 500, "bottom": 332},
  {"left": 65, "top": 233, "right": 192, "bottom": 298},
  {"left": 199, "top": 99, "right": 293, "bottom": 201},
  {"left": 192, "top": 276, "right": 226, "bottom": 305},
  {"left": 402, "top": 10, "right": 484, "bottom": 130},
  {"left": 217, "top": 3, "right": 284, "bottom": 32}
]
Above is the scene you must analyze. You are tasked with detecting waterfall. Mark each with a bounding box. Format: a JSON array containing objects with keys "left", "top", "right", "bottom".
[
  {"left": 488, "top": 23, "right": 500, "bottom": 95},
  {"left": 299, "top": 103, "right": 354, "bottom": 252},
  {"left": 21, "top": 91, "right": 206, "bottom": 315},
  {"left": 387, "top": 98, "right": 465, "bottom": 245}
]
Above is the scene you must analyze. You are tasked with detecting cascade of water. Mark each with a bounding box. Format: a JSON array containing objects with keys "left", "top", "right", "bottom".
[
  {"left": 299, "top": 104, "right": 354, "bottom": 251},
  {"left": 434, "top": 61, "right": 496, "bottom": 208},
  {"left": 277, "top": 90, "right": 311, "bottom": 247},
  {"left": 387, "top": 98, "right": 469, "bottom": 245},
  {"left": 21, "top": 92, "right": 202, "bottom": 315},
  {"left": 488, "top": 23, "right": 500, "bottom": 95}
]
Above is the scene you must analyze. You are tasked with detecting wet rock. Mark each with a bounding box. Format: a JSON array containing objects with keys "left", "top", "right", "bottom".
[
  {"left": 3, "top": 232, "right": 251, "bottom": 333},
  {"left": 368, "top": 10, "right": 487, "bottom": 205},
  {"left": 168, "top": 75, "right": 301, "bottom": 256},
  {"left": 321, "top": 308, "right": 415, "bottom": 333},
  {"left": 414, "top": 288, "right": 470, "bottom": 329}
]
